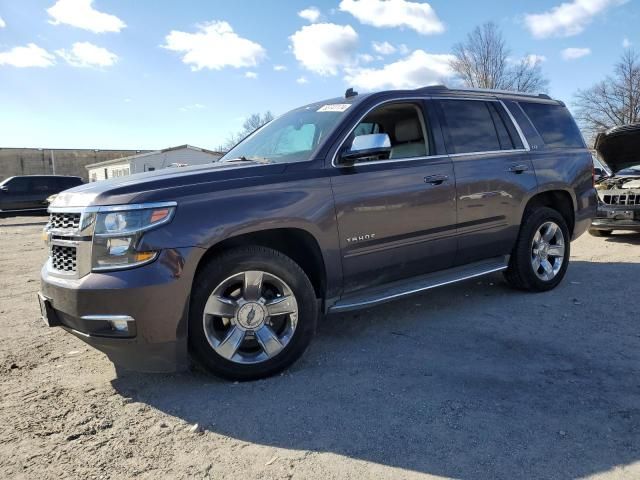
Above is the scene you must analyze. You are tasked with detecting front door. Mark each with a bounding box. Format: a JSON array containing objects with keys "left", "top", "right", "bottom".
[{"left": 331, "top": 100, "right": 457, "bottom": 294}]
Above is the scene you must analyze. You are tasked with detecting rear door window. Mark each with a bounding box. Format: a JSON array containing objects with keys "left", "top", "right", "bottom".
[
  {"left": 438, "top": 100, "right": 502, "bottom": 154},
  {"left": 519, "top": 102, "right": 584, "bottom": 148}
]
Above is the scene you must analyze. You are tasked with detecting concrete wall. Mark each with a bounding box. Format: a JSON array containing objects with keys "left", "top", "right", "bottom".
[{"left": 0, "top": 148, "right": 149, "bottom": 182}]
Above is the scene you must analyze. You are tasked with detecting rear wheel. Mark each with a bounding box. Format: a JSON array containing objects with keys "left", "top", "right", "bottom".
[
  {"left": 589, "top": 228, "right": 613, "bottom": 237},
  {"left": 504, "top": 207, "right": 570, "bottom": 292},
  {"left": 189, "top": 246, "right": 317, "bottom": 380}
]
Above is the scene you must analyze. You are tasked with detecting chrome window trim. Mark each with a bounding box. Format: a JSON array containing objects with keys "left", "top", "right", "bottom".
[{"left": 331, "top": 96, "right": 531, "bottom": 168}]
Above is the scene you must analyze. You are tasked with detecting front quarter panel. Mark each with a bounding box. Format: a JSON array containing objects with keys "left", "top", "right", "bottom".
[{"left": 138, "top": 162, "right": 343, "bottom": 299}]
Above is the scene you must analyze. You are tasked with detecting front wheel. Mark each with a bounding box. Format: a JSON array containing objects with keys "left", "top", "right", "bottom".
[
  {"left": 504, "top": 207, "right": 570, "bottom": 292},
  {"left": 189, "top": 247, "right": 318, "bottom": 380}
]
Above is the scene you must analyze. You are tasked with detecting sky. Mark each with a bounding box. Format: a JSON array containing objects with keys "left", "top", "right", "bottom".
[{"left": 0, "top": 0, "right": 637, "bottom": 150}]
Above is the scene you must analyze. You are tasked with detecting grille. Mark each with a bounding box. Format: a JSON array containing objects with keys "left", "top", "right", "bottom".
[
  {"left": 50, "top": 212, "right": 81, "bottom": 230},
  {"left": 602, "top": 193, "right": 640, "bottom": 206},
  {"left": 51, "top": 245, "right": 77, "bottom": 273}
]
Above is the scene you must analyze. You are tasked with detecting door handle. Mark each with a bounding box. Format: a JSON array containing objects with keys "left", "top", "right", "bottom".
[
  {"left": 424, "top": 174, "right": 449, "bottom": 185},
  {"left": 508, "top": 164, "right": 529, "bottom": 174}
]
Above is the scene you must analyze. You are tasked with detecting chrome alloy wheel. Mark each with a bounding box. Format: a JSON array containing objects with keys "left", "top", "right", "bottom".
[
  {"left": 531, "top": 221, "right": 565, "bottom": 281},
  {"left": 202, "top": 271, "right": 299, "bottom": 365}
]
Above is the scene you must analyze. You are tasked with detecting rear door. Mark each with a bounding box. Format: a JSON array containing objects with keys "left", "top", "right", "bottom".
[
  {"left": 331, "top": 99, "right": 457, "bottom": 293},
  {"left": 435, "top": 98, "right": 537, "bottom": 264},
  {"left": 28, "top": 177, "right": 55, "bottom": 208}
]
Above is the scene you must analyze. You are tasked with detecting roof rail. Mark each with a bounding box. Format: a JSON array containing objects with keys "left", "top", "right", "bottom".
[{"left": 414, "top": 85, "right": 551, "bottom": 100}]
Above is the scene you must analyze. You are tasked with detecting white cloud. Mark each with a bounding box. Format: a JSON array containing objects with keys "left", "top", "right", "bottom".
[
  {"left": 372, "top": 41, "right": 396, "bottom": 55},
  {"left": 524, "top": 0, "right": 627, "bottom": 39},
  {"left": 296, "top": 76, "right": 309, "bottom": 84},
  {"left": 273, "top": 64, "right": 287, "bottom": 71},
  {"left": 339, "top": 0, "right": 444, "bottom": 35},
  {"left": 180, "top": 103, "right": 205, "bottom": 112},
  {"left": 47, "top": 0, "right": 125, "bottom": 33},
  {"left": 344, "top": 49, "right": 454, "bottom": 91},
  {"left": 357, "top": 53, "right": 375, "bottom": 64},
  {"left": 561, "top": 47, "right": 592, "bottom": 59},
  {"left": 298, "top": 6, "right": 321, "bottom": 23},
  {"left": 0, "top": 16, "right": 5, "bottom": 28},
  {"left": 163, "top": 21, "right": 266, "bottom": 71},
  {"left": 244, "top": 71, "right": 258, "bottom": 79},
  {"left": 56, "top": 41, "right": 118, "bottom": 68},
  {"left": 0, "top": 43, "right": 55, "bottom": 68},
  {"left": 623, "top": 37, "right": 632, "bottom": 48},
  {"left": 289, "top": 23, "right": 358, "bottom": 76}
]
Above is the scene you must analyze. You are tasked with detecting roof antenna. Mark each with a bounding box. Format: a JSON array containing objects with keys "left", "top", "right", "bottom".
[{"left": 345, "top": 87, "right": 358, "bottom": 98}]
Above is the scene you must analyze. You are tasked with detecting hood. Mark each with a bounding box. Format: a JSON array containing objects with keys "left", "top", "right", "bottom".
[
  {"left": 594, "top": 123, "right": 640, "bottom": 173},
  {"left": 52, "top": 160, "right": 287, "bottom": 208}
]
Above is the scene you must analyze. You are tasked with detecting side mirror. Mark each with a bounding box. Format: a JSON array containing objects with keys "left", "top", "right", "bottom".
[
  {"left": 594, "top": 167, "right": 605, "bottom": 178},
  {"left": 340, "top": 133, "right": 391, "bottom": 165},
  {"left": 0, "top": 185, "right": 8, "bottom": 192}
]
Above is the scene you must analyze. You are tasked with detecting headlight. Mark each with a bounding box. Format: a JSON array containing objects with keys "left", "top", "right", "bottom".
[{"left": 91, "top": 204, "right": 175, "bottom": 271}]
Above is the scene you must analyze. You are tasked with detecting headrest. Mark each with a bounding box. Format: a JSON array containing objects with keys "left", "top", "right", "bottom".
[{"left": 395, "top": 118, "right": 422, "bottom": 143}]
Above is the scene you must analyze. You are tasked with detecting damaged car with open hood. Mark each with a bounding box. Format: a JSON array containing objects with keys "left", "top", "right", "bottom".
[{"left": 591, "top": 123, "right": 640, "bottom": 236}]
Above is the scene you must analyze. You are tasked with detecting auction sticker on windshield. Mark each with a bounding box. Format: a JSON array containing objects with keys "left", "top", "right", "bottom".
[{"left": 317, "top": 104, "right": 351, "bottom": 112}]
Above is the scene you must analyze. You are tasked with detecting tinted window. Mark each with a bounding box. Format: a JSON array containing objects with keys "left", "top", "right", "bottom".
[
  {"left": 31, "top": 177, "right": 52, "bottom": 192},
  {"left": 487, "top": 103, "right": 524, "bottom": 150},
  {"left": 439, "top": 100, "right": 502, "bottom": 154},
  {"left": 6, "top": 177, "right": 30, "bottom": 192},
  {"left": 519, "top": 102, "right": 584, "bottom": 148}
]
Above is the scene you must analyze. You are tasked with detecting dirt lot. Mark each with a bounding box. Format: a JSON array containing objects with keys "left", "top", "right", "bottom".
[{"left": 0, "top": 215, "right": 639, "bottom": 480}]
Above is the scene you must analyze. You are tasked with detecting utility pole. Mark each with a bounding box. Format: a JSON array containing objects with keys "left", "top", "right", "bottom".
[{"left": 50, "top": 150, "right": 56, "bottom": 175}]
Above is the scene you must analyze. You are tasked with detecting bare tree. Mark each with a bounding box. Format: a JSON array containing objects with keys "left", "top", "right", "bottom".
[
  {"left": 451, "top": 22, "right": 549, "bottom": 93},
  {"left": 574, "top": 49, "right": 640, "bottom": 141},
  {"left": 219, "top": 111, "right": 275, "bottom": 151}
]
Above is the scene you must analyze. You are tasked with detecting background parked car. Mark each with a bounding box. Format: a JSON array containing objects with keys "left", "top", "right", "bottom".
[{"left": 0, "top": 175, "right": 83, "bottom": 214}]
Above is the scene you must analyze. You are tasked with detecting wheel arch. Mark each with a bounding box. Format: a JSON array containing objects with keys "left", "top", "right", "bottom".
[
  {"left": 522, "top": 189, "right": 576, "bottom": 236},
  {"left": 194, "top": 227, "right": 328, "bottom": 301}
]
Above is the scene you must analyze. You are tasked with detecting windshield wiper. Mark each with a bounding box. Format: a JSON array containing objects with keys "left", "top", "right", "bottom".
[{"left": 221, "top": 156, "right": 271, "bottom": 164}]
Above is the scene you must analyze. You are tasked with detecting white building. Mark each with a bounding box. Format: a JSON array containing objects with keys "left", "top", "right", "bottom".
[{"left": 85, "top": 144, "right": 224, "bottom": 182}]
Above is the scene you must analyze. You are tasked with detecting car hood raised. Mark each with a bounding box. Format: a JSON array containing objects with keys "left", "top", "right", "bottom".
[
  {"left": 594, "top": 123, "right": 640, "bottom": 173},
  {"left": 51, "top": 161, "right": 287, "bottom": 208}
]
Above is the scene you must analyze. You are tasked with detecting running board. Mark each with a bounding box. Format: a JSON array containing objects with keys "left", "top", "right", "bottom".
[{"left": 328, "top": 255, "right": 509, "bottom": 313}]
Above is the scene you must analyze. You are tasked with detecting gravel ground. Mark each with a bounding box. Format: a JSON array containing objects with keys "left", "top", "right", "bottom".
[{"left": 0, "top": 215, "right": 639, "bottom": 480}]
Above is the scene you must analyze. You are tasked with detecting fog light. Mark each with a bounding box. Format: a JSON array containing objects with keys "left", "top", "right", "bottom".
[{"left": 109, "top": 319, "right": 129, "bottom": 332}]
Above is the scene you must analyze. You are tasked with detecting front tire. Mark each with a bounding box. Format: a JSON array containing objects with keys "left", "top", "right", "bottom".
[
  {"left": 189, "top": 246, "right": 318, "bottom": 380},
  {"left": 504, "top": 207, "right": 570, "bottom": 292}
]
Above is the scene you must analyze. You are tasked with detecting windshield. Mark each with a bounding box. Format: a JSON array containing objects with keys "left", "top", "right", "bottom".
[{"left": 221, "top": 103, "right": 352, "bottom": 164}]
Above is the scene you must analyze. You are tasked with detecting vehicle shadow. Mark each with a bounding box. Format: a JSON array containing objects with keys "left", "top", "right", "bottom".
[
  {"left": 604, "top": 231, "right": 640, "bottom": 245},
  {"left": 112, "top": 260, "right": 640, "bottom": 479}
]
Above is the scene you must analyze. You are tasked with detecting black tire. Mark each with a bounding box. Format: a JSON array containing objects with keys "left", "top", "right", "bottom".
[
  {"left": 188, "top": 246, "right": 318, "bottom": 380},
  {"left": 589, "top": 228, "right": 613, "bottom": 237},
  {"left": 504, "top": 207, "right": 571, "bottom": 292}
]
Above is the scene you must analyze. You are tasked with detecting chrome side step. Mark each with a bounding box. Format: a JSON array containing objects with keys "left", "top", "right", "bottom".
[{"left": 328, "top": 255, "right": 509, "bottom": 313}]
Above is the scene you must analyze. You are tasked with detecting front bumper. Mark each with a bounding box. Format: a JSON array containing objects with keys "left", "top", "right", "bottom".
[
  {"left": 40, "top": 246, "right": 205, "bottom": 372},
  {"left": 591, "top": 204, "right": 640, "bottom": 231}
]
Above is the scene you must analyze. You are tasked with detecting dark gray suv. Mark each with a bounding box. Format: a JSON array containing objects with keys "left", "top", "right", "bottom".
[{"left": 39, "top": 86, "right": 597, "bottom": 380}]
